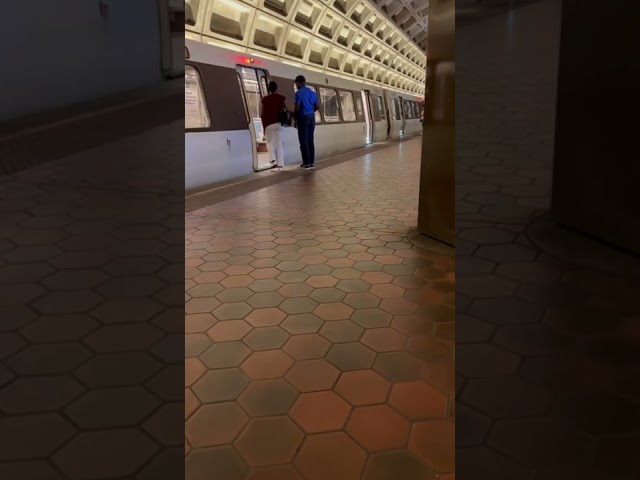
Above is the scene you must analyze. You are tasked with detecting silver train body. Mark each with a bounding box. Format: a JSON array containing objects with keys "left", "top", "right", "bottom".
[{"left": 185, "top": 39, "right": 423, "bottom": 191}]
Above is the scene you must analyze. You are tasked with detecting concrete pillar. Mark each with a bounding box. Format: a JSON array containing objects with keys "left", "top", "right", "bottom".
[
  {"left": 552, "top": 0, "right": 640, "bottom": 254},
  {"left": 417, "top": 0, "right": 455, "bottom": 246}
]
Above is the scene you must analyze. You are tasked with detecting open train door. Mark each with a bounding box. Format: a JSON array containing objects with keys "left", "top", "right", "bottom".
[
  {"left": 236, "top": 65, "right": 274, "bottom": 172},
  {"left": 362, "top": 91, "right": 374, "bottom": 144},
  {"left": 398, "top": 96, "right": 406, "bottom": 136}
]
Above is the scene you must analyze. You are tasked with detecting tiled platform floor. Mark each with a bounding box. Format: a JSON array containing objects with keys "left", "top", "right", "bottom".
[
  {"left": 456, "top": 1, "right": 640, "bottom": 479},
  {"left": 185, "top": 138, "right": 455, "bottom": 480}
]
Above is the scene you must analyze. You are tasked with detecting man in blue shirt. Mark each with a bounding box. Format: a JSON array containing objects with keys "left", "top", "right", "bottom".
[{"left": 293, "top": 75, "right": 318, "bottom": 169}]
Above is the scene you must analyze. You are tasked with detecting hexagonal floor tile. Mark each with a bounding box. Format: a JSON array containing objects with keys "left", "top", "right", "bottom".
[
  {"left": 320, "top": 321, "right": 364, "bottom": 343},
  {"left": 290, "top": 391, "right": 351, "bottom": 433},
  {"left": 246, "top": 465, "right": 303, "bottom": 480},
  {"left": 281, "top": 314, "right": 324, "bottom": 334},
  {"left": 335, "top": 370, "right": 391, "bottom": 406},
  {"left": 351, "top": 308, "right": 393, "bottom": 328},
  {"left": 362, "top": 451, "right": 438, "bottom": 480},
  {"left": 294, "top": 432, "right": 366, "bottom": 480},
  {"left": 192, "top": 369, "right": 250, "bottom": 403},
  {"left": 245, "top": 308, "right": 287, "bottom": 327},
  {"left": 283, "top": 334, "right": 331, "bottom": 360},
  {"left": 361, "top": 328, "right": 407, "bottom": 352},
  {"left": 409, "top": 420, "right": 455, "bottom": 474},
  {"left": 280, "top": 297, "right": 319, "bottom": 315},
  {"left": 200, "top": 342, "right": 251, "bottom": 369},
  {"left": 185, "top": 446, "right": 248, "bottom": 480},
  {"left": 285, "top": 359, "right": 340, "bottom": 392},
  {"left": 243, "top": 327, "right": 290, "bottom": 351},
  {"left": 235, "top": 416, "right": 303, "bottom": 467},
  {"left": 186, "top": 402, "right": 248, "bottom": 447},
  {"left": 389, "top": 381, "right": 448, "bottom": 420},
  {"left": 346, "top": 405, "right": 411, "bottom": 451},
  {"left": 238, "top": 379, "right": 298, "bottom": 417},
  {"left": 326, "top": 343, "right": 376, "bottom": 371},
  {"left": 207, "top": 320, "right": 252, "bottom": 342},
  {"left": 213, "top": 302, "right": 253, "bottom": 321},
  {"left": 373, "top": 352, "right": 426, "bottom": 382},
  {"left": 314, "top": 302, "right": 354, "bottom": 321},
  {"left": 241, "top": 350, "right": 294, "bottom": 379}
]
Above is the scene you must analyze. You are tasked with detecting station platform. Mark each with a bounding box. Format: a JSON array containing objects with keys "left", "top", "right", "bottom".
[{"left": 185, "top": 137, "right": 455, "bottom": 479}]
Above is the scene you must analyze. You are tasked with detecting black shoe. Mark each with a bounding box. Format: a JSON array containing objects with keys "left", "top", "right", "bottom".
[
  {"left": 309, "top": 165, "right": 315, "bottom": 169},
  {"left": 299, "top": 164, "right": 307, "bottom": 168}
]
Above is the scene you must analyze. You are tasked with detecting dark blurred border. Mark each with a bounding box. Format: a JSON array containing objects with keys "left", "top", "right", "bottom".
[{"left": 0, "top": 2, "right": 185, "bottom": 479}]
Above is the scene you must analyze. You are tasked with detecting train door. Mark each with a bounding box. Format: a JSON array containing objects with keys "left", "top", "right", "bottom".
[
  {"left": 236, "top": 65, "right": 273, "bottom": 171},
  {"left": 362, "top": 91, "right": 374, "bottom": 144},
  {"left": 398, "top": 96, "right": 406, "bottom": 136},
  {"left": 383, "top": 93, "right": 391, "bottom": 139}
]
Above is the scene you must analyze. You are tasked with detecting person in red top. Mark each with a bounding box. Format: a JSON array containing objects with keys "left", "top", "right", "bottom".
[{"left": 260, "top": 81, "right": 291, "bottom": 172}]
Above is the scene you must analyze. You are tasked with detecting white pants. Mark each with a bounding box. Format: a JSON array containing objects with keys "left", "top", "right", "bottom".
[{"left": 265, "top": 123, "right": 284, "bottom": 167}]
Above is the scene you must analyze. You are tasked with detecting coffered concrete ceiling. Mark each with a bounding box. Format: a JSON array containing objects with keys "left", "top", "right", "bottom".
[{"left": 368, "top": 0, "right": 429, "bottom": 51}]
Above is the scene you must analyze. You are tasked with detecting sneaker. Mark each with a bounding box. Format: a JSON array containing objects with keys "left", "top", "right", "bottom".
[
  {"left": 309, "top": 165, "right": 315, "bottom": 169},
  {"left": 299, "top": 164, "right": 307, "bottom": 168},
  {"left": 304, "top": 165, "right": 313, "bottom": 169}
]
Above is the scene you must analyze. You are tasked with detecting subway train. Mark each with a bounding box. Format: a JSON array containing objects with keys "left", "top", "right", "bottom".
[{"left": 185, "top": 38, "right": 424, "bottom": 191}]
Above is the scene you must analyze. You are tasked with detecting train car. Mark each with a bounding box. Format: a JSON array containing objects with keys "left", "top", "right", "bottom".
[{"left": 185, "top": 38, "right": 423, "bottom": 191}]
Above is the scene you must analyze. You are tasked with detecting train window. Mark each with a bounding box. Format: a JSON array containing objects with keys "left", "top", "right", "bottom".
[
  {"left": 339, "top": 90, "right": 356, "bottom": 122},
  {"left": 376, "top": 96, "right": 386, "bottom": 120},
  {"left": 185, "top": 65, "right": 211, "bottom": 130},
  {"left": 392, "top": 98, "right": 401, "bottom": 120},
  {"left": 319, "top": 87, "right": 340, "bottom": 123},
  {"left": 403, "top": 101, "right": 411, "bottom": 119},
  {"left": 293, "top": 83, "right": 322, "bottom": 123},
  {"left": 354, "top": 94, "right": 364, "bottom": 120},
  {"left": 412, "top": 102, "right": 419, "bottom": 119}
]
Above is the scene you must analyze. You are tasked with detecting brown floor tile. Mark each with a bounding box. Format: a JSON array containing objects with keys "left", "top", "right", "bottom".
[
  {"left": 326, "top": 342, "right": 376, "bottom": 371},
  {"left": 409, "top": 421, "right": 455, "bottom": 474},
  {"left": 290, "top": 391, "right": 351, "bottom": 433},
  {"left": 185, "top": 388, "right": 199, "bottom": 419},
  {"left": 281, "top": 313, "right": 323, "bottom": 334},
  {"left": 362, "top": 451, "right": 438, "bottom": 480},
  {"left": 241, "top": 350, "right": 294, "bottom": 379},
  {"left": 246, "top": 465, "right": 303, "bottom": 480},
  {"left": 185, "top": 313, "right": 218, "bottom": 334},
  {"left": 235, "top": 416, "right": 303, "bottom": 467},
  {"left": 238, "top": 379, "right": 298, "bottom": 417},
  {"left": 192, "top": 369, "right": 250, "bottom": 403},
  {"left": 200, "top": 342, "right": 251, "bottom": 369},
  {"left": 373, "top": 352, "right": 426, "bottom": 382},
  {"left": 243, "top": 327, "right": 289, "bottom": 351},
  {"left": 335, "top": 370, "right": 391, "bottom": 406},
  {"left": 278, "top": 283, "right": 313, "bottom": 298},
  {"left": 185, "top": 358, "right": 206, "bottom": 386},
  {"left": 346, "top": 404, "right": 411, "bottom": 451},
  {"left": 361, "top": 328, "right": 407, "bottom": 352},
  {"left": 294, "top": 432, "right": 366, "bottom": 480},
  {"left": 314, "top": 302, "right": 354, "bottom": 321},
  {"left": 245, "top": 308, "right": 287, "bottom": 327},
  {"left": 320, "top": 320, "right": 364, "bottom": 343},
  {"left": 186, "top": 446, "right": 247, "bottom": 480},
  {"left": 285, "top": 359, "right": 340, "bottom": 392},
  {"left": 282, "top": 334, "right": 331, "bottom": 360},
  {"left": 389, "top": 381, "right": 448, "bottom": 420},
  {"left": 351, "top": 308, "right": 393, "bottom": 328},
  {"left": 206, "top": 320, "right": 251, "bottom": 342},
  {"left": 186, "top": 402, "right": 248, "bottom": 447}
]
